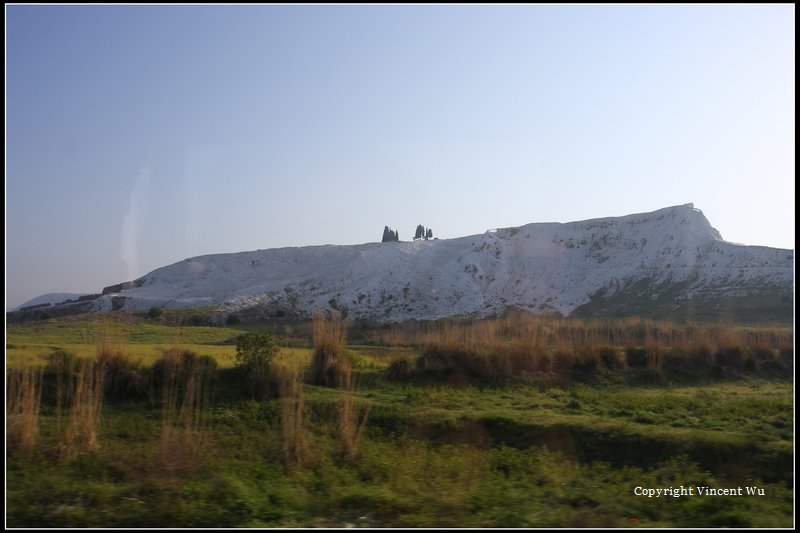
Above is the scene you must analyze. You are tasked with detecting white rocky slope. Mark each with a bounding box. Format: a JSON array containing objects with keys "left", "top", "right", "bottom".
[{"left": 37, "top": 204, "right": 794, "bottom": 322}]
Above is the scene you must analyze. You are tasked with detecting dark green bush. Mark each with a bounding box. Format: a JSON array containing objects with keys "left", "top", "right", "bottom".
[
  {"left": 96, "top": 347, "right": 146, "bottom": 402},
  {"left": 715, "top": 345, "right": 746, "bottom": 370},
  {"left": 498, "top": 343, "right": 551, "bottom": 375},
  {"left": 597, "top": 346, "right": 623, "bottom": 370},
  {"left": 624, "top": 346, "right": 648, "bottom": 368},
  {"left": 689, "top": 345, "right": 715, "bottom": 369},
  {"left": 386, "top": 358, "right": 414, "bottom": 381},
  {"left": 570, "top": 349, "right": 601, "bottom": 380},
  {"left": 45, "top": 348, "right": 80, "bottom": 375},
  {"left": 415, "top": 344, "right": 512, "bottom": 382},
  {"left": 188, "top": 314, "right": 207, "bottom": 326},
  {"left": 235, "top": 333, "right": 279, "bottom": 399},
  {"left": 150, "top": 348, "right": 217, "bottom": 406}
]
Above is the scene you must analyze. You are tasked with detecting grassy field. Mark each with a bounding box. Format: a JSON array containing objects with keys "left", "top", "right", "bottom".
[{"left": 5, "top": 312, "right": 794, "bottom": 527}]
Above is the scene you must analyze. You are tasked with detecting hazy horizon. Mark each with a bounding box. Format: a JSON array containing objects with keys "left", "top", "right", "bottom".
[{"left": 6, "top": 5, "right": 795, "bottom": 309}]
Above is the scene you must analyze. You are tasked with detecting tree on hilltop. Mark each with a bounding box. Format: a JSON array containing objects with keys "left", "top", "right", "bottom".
[
  {"left": 414, "top": 225, "right": 433, "bottom": 241},
  {"left": 382, "top": 226, "right": 399, "bottom": 242}
]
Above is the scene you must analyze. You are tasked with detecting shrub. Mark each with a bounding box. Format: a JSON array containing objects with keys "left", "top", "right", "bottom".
[
  {"left": 148, "top": 307, "right": 163, "bottom": 319},
  {"left": 571, "top": 348, "right": 602, "bottom": 380},
  {"left": 624, "top": 346, "right": 648, "bottom": 368},
  {"left": 416, "top": 343, "right": 460, "bottom": 371},
  {"left": 663, "top": 346, "right": 690, "bottom": 373},
  {"left": 500, "top": 343, "right": 551, "bottom": 375},
  {"left": 386, "top": 358, "right": 414, "bottom": 380},
  {"left": 44, "top": 349, "right": 80, "bottom": 409},
  {"left": 415, "top": 343, "right": 499, "bottom": 381},
  {"left": 751, "top": 345, "right": 776, "bottom": 363},
  {"left": 309, "top": 342, "right": 352, "bottom": 387},
  {"left": 715, "top": 345, "right": 746, "bottom": 370},
  {"left": 96, "top": 347, "right": 146, "bottom": 402},
  {"left": 743, "top": 351, "right": 758, "bottom": 372},
  {"left": 235, "top": 333, "right": 279, "bottom": 400},
  {"left": 225, "top": 313, "right": 241, "bottom": 325},
  {"left": 646, "top": 344, "right": 664, "bottom": 381},
  {"left": 188, "top": 314, "right": 207, "bottom": 326},
  {"left": 689, "top": 344, "right": 716, "bottom": 370},
  {"left": 153, "top": 349, "right": 217, "bottom": 477},
  {"left": 552, "top": 350, "right": 574, "bottom": 379},
  {"left": 597, "top": 346, "right": 623, "bottom": 370},
  {"left": 151, "top": 349, "right": 218, "bottom": 407},
  {"left": 308, "top": 310, "right": 352, "bottom": 387}
]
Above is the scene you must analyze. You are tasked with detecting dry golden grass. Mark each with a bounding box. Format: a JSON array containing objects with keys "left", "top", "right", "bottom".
[
  {"left": 278, "top": 364, "right": 310, "bottom": 468},
  {"left": 156, "top": 349, "right": 216, "bottom": 477},
  {"left": 6, "top": 366, "right": 44, "bottom": 457},
  {"left": 309, "top": 309, "right": 352, "bottom": 387},
  {"left": 368, "top": 312, "right": 792, "bottom": 355},
  {"left": 337, "top": 366, "right": 370, "bottom": 462},
  {"left": 60, "top": 359, "right": 105, "bottom": 461},
  {"left": 370, "top": 312, "right": 792, "bottom": 382}
]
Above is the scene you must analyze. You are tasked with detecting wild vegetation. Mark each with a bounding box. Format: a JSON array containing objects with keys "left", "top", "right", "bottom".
[{"left": 5, "top": 310, "right": 794, "bottom": 527}]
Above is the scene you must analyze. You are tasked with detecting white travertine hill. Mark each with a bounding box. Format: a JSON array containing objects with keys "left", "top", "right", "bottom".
[{"left": 61, "top": 204, "right": 794, "bottom": 321}]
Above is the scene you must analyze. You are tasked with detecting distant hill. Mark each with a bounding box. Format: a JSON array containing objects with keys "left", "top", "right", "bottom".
[
  {"left": 14, "top": 204, "right": 794, "bottom": 323},
  {"left": 11, "top": 293, "right": 90, "bottom": 312}
]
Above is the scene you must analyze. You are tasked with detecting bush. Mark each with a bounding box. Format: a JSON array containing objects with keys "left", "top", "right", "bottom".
[
  {"left": 571, "top": 348, "right": 601, "bottom": 381},
  {"left": 416, "top": 344, "right": 460, "bottom": 371},
  {"left": 188, "top": 314, "right": 207, "bottom": 326},
  {"left": 415, "top": 343, "right": 499, "bottom": 381},
  {"left": 308, "top": 310, "right": 352, "bottom": 387},
  {"left": 499, "top": 343, "right": 551, "bottom": 375},
  {"left": 663, "top": 347, "right": 690, "bottom": 373},
  {"left": 715, "top": 345, "right": 746, "bottom": 370},
  {"left": 309, "top": 342, "right": 353, "bottom": 387},
  {"left": 235, "top": 333, "right": 279, "bottom": 399},
  {"left": 45, "top": 348, "right": 80, "bottom": 375},
  {"left": 150, "top": 349, "right": 217, "bottom": 410},
  {"left": 386, "top": 358, "right": 414, "bottom": 381},
  {"left": 552, "top": 350, "right": 574, "bottom": 379},
  {"left": 225, "top": 313, "right": 241, "bottom": 325},
  {"left": 96, "top": 347, "right": 146, "bottom": 402},
  {"left": 689, "top": 344, "right": 715, "bottom": 370},
  {"left": 148, "top": 307, "right": 163, "bottom": 319},
  {"left": 624, "top": 346, "right": 648, "bottom": 368},
  {"left": 597, "top": 346, "right": 623, "bottom": 370}
]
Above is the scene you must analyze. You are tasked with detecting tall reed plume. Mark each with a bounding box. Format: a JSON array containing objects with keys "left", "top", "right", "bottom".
[
  {"left": 338, "top": 365, "right": 370, "bottom": 462},
  {"left": 7, "top": 365, "right": 44, "bottom": 457},
  {"left": 156, "top": 348, "right": 216, "bottom": 477},
  {"left": 309, "top": 309, "right": 351, "bottom": 386},
  {"left": 279, "top": 365, "right": 310, "bottom": 468},
  {"left": 60, "top": 359, "right": 105, "bottom": 461}
]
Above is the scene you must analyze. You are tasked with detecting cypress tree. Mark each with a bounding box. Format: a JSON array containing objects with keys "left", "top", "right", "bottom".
[{"left": 382, "top": 226, "right": 399, "bottom": 243}]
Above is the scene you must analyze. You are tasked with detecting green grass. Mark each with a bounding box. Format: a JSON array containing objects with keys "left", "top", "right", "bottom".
[
  {"left": 5, "top": 314, "right": 794, "bottom": 527},
  {"left": 6, "top": 313, "right": 244, "bottom": 346}
]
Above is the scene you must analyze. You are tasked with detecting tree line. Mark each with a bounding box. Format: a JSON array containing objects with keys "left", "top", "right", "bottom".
[{"left": 381, "top": 225, "right": 434, "bottom": 242}]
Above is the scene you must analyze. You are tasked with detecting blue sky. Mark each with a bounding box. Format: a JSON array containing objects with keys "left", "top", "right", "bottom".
[{"left": 6, "top": 5, "right": 795, "bottom": 308}]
